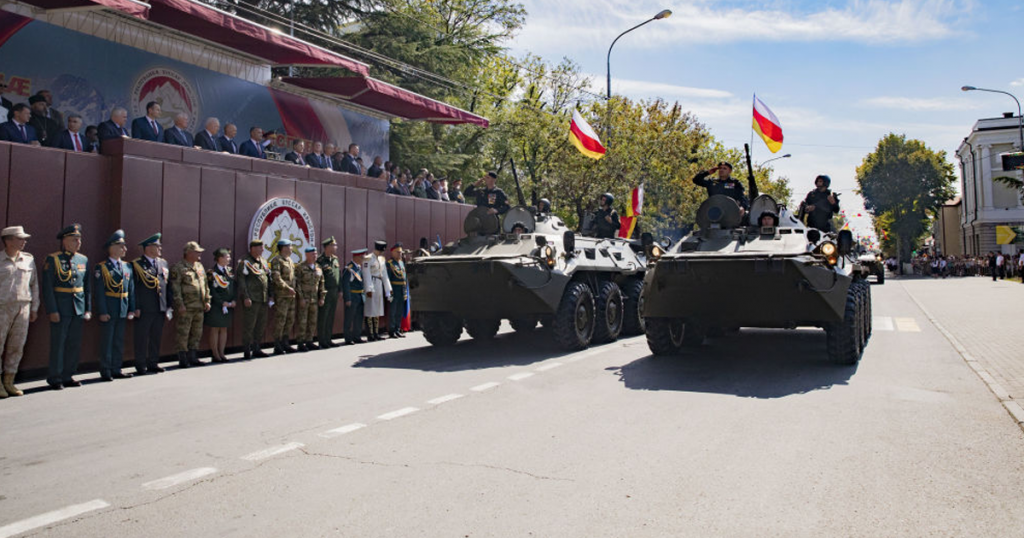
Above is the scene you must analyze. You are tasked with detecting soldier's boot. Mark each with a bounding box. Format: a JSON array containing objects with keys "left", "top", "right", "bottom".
[
  {"left": 3, "top": 374, "right": 23, "bottom": 397},
  {"left": 297, "top": 342, "right": 308, "bottom": 352},
  {"left": 0, "top": 378, "right": 8, "bottom": 399},
  {"left": 307, "top": 341, "right": 319, "bottom": 351},
  {"left": 178, "top": 351, "right": 190, "bottom": 368},
  {"left": 189, "top": 349, "right": 203, "bottom": 366},
  {"left": 253, "top": 342, "right": 269, "bottom": 358},
  {"left": 283, "top": 339, "right": 298, "bottom": 353},
  {"left": 243, "top": 344, "right": 252, "bottom": 361},
  {"left": 274, "top": 339, "right": 285, "bottom": 356}
]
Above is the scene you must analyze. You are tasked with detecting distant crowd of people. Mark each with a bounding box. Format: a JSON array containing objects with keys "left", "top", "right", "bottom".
[{"left": 902, "top": 252, "right": 1024, "bottom": 281}]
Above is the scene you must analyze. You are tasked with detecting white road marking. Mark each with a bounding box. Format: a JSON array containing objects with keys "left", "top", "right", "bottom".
[
  {"left": 241, "top": 442, "right": 305, "bottom": 462},
  {"left": 0, "top": 499, "right": 110, "bottom": 538},
  {"left": 377, "top": 407, "right": 420, "bottom": 420},
  {"left": 319, "top": 423, "right": 367, "bottom": 439},
  {"left": 427, "top": 394, "right": 463, "bottom": 405},
  {"left": 142, "top": 467, "right": 218, "bottom": 490},
  {"left": 507, "top": 372, "right": 535, "bottom": 381},
  {"left": 536, "top": 362, "right": 563, "bottom": 372},
  {"left": 894, "top": 317, "right": 921, "bottom": 332},
  {"left": 470, "top": 382, "right": 500, "bottom": 392},
  {"left": 874, "top": 316, "right": 894, "bottom": 331},
  {"left": 566, "top": 349, "right": 606, "bottom": 362}
]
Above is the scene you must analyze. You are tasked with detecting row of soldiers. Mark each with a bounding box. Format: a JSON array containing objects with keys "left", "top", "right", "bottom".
[{"left": 0, "top": 223, "right": 409, "bottom": 395}]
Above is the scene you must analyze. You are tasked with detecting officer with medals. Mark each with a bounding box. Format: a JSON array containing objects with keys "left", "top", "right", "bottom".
[
  {"left": 386, "top": 243, "right": 407, "bottom": 338},
  {"left": 170, "top": 241, "right": 211, "bottom": 368},
  {"left": 342, "top": 249, "right": 366, "bottom": 345},
  {"left": 94, "top": 230, "right": 135, "bottom": 381},
  {"left": 237, "top": 240, "right": 271, "bottom": 360},
  {"left": 464, "top": 171, "right": 511, "bottom": 215},
  {"left": 316, "top": 237, "right": 341, "bottom": 349},
  {"left": 270, "top": 239, "right": 298, "bottom": 355},
  {"left": 41, "top": 224, "right": 91, "bottom": 390},
  {"left": 295, "top": 246, "right": 325, "bottom": 352},
  {"left": 131, "top": 233, "right": 170, "bottom": 375},
  {"left": 692, "top": 162, "right": 749, "bottom": 212},
  {"left": 362, "top": 240, "right": 392, "bottom": 341}
]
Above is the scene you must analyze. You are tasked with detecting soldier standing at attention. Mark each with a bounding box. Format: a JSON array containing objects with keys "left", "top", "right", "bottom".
[
  {"left": 170, "top": 242, "right": 210, "bottom": 368},
  {"left": 363, "top": 240, "right": 392, "bottom": 341},
  {"left": 386, "top": 243, "right": 407, "bottom": 339},
  {"left": 295, "top": 246, "right": 325, "bottom": 351},
  {"left": 316, "top": 237, "right": 341, "bottom": 349},
  {"left": 131, "top": 233, "right": 170, "bottom": 375},
  {"left": 205, "top": 248, "right": 235, "bottom": 363},
  {"left": 94, "top": 230, "right": 135, "bottom": 381},
  {"left": 342, "top": 249, "right": 366, "bottom": 345},
  {"left": 42, "top": 224, "right": 91, "bottom": 390},
  {"left": 0, "top": 226, "right": 39, "bottom": 398},
  {"left": 237, "top": 240, "right": 271, "bottom": 360},
  {"left": 271, "top": 240, "right": 298, "bottom": 355}
]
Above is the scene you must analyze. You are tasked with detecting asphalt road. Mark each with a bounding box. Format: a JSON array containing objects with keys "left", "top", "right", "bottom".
[{"left": 2, "top": 280, "right": 1023, "bottom": 537}]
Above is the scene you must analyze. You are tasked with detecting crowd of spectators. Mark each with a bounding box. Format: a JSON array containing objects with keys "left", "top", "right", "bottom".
[{"left": 902, "top": 252, "right": 1024, "bottom": 281}]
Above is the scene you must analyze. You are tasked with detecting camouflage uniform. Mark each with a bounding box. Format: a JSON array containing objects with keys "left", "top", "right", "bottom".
[
  {"left": 0, "top": 239, "right": 39, "bottom": 397},
  {"left": 271, "top": 254, "right": 297, "bottom": 351},
  {"left": 170, "top": 258, "right": 210, "bottom": 355},
  {"left": 237, "top": 252, "right": 270, "bottom": 358},
  {"left": 295, "top": 261, "right": 325, "bottom": 346}
]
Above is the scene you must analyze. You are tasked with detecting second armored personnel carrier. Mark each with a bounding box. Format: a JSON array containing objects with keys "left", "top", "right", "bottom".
[{"left": 407, "top": 206, "right": 650, "bottom": 350}]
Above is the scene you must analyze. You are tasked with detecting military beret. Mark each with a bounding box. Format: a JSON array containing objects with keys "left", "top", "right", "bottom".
[
  {"left": 304, "top": 246, "right": 316, "bottom": 253},
  {"left": 277, "top": 239, "right": 292, "bottom": 248},
  {"left": 139, "top": 233, "right": 162, "bottom": 247},
  {"left": 104, "top": 229, "right": 126, "bottom": 248},
  {"left": 374, "top": 240, "right": 387, "bottom": 250},
  {"left": 249, "top": 239, "right": 263, "bottom": 248},
  {"left": 322, "top": 236, "right": 336, "bottom": 247},
  {"left": 391, "top": 242, "right": 403, "bottom": 251},
  {"left": 57, "top": 223, "right": 82, "bottom": 239},
  {"left": 184, "top": 241, "right": 205, "bottom": 253},
  {"left": 28, "top": 94, "right": 46, "bottom": 105},
  {"left": 351, "top": 248, "right": 368, "bottom": 255},
  {"left": 718, "top": 161, "right": 733, "bottom": 170}
]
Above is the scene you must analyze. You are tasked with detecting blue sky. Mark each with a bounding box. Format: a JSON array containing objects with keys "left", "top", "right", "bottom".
[{"left": 507, "top": 0, "right": 1023, "bottom": 240}]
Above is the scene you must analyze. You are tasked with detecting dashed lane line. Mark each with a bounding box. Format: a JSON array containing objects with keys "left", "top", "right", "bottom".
[
  {"left": 470, "top": 382, "right": 501, "bottom": 392},
  {"left": 536, "top": 362, "right": 563, "bottom": 372},
  {"left": 241, "top": 442, "right": 305, "bottom": 462},
  {"left": 507, "top": 372, "right": 535, "bottom": 381},
  {"left": 0, "top": 499, "right": 110, "bottom": 538},
  {"left": 566, "top": 349, "right": 607, "bottom": 362},
  {"left": 319, "top": 423, "right": 367, "bottom": 439},
  {"left": 141, "top": 467, "right": 218, "bottom": 491},
  {"left": 427, "top": 394, "right": 463, "bottom": 405},
  {"left": 377, "top": 407, "right": 420, "bottom": 421},
  {"left": 873, "top": 316, "right": 895, "bottom": 331},
  {"left": 894, "top": 317, "right": 921, "bottom": 332}
]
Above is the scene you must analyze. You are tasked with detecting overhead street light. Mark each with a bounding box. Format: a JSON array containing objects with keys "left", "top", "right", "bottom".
[
  {"left": 962, "top": 85, "right": 1024, "bottom": 151},
  {"left": 758, "top": 153, "right": 792, "bottom": 166},
  {"left": 606, "top": 9, "right": 672, "bottom": 100}
]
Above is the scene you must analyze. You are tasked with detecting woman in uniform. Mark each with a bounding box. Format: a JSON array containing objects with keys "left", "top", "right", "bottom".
[{"left": 205, "top": 248, "right": 236, "bottom": 362}]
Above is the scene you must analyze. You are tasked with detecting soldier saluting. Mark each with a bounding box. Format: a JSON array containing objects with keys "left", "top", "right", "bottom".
[
  {"left": 316, "top": 237, "right": 341, "bottom": 349},
  {"left": 94, "top": 230, "right": 135, "bottom": 381},
  {"left": 42, "top": 224, "right": 91, "bottom": 390},
  {"left": 692, "top": 162, "right": 749, "bottom": 211},
  {"left": 464, "top": 171, "right": 510, "bottom": 215},
  {"left": 237, "top": 240, "right": 271, "bottom": 360},
  {"left": 131, "top": 233, "right": 170, "bottom": 375}
]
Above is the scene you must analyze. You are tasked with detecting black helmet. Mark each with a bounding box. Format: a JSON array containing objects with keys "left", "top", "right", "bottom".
[
  {"left": 758, "top": 210, "right": 779, "bottom": 227},
  {"left": 510, "top": 221, "right": 526, "bottom": 232},
  {"left": 601, "top": 192, "right": 614, "bottom": 205},
  {"left": 815, "top": 175, "right": 831, "bottom": 188},
  {"left": 538, "top": 198, "right": 551, "bottom": 212}
]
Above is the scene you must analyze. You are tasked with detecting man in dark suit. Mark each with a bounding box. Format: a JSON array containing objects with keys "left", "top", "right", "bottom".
[
  {"left": 323, "top": 143, "right": 337, "bottom": 171},
  {"left": 83, "top": 125, "right": 99, "bottom": 153},
  {"left": 131, "top": 101, "right": 163, "bottom": 141},
  {"left": 37, "top": 90, "right": 63, "bottom": 128},
  {"left": 163, "top": 112, "right": 194, "bottom": 147},
  {"left": 305, "top": 141, "right": 327, "bottom": 168},
  {"left": 239, "top": 126, "right": 266, "bottom": 158},
  {"left": 218, "top": 123, "right": 238, "bottom": 154},
  {"left": 55, "top": 114, "right": 91, "bottom": 153},
  {"left": 0, "top": 104, "right": 39, "bottom": 145},
  {"left": 28, "top": 94, "right": 60, "bottom": 147},
  {"left": 97, "top": 107, "right": 130, "bottom": 149},
  {"left": 340, "top": 143, "right": 361, "bottom": 174},
  {"left": 284, "top": 139, "right": 308, "bottom": 166},
  {"left": 194, "top": 117, "right": 220, "bottom": 151}
]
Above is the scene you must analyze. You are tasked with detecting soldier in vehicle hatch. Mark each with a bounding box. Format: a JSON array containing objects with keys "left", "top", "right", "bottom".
[
  {"left": 692, "top": 161, "right": 749, "bottom": 211},
  {"left": 584, "top": 193, "right": 620, "bottom": 239},
  {"left": 798, "top": 174, "right": 841, "bottom": 232}
]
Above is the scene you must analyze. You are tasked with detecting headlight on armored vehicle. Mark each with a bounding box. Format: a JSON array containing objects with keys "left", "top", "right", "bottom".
[
  {"left": 541, "top": 245, "right": 556, "bottom": 268},
  {"left": 818, "top": 241, "right": 839, "bottom": 266},
  {"left": 650, "top": 245, "right": 664, "bottom": 259}
]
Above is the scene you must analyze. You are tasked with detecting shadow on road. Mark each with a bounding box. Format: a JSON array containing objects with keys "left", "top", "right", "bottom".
[{"left": 611, "top": 329, "right": 858, "bottom": 399}]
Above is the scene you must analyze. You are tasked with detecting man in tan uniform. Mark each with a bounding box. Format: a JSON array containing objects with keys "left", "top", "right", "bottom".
[
  {"left": 0, "top": 226, "right": 39, "bottom": 397},
  {"left": 295, "top": 246, "right": 325, "bottom": 352},
  {"left": 271, "top": 239, "right": 297, "bottom": 355},
  {"left": 170, "top": 241, "right": 210, "bottom": 368}
]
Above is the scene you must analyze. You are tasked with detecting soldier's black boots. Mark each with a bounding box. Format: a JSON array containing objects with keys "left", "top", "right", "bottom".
[
  {"left": 150, "top": 364, "right": 166, "bottom": 373},
  {"left": 243, "top": 347, "right": 252, "bottom": 360},
  {"left": 252, "top": 343, "right": 269, "bottom": 358},
  {"left": 307, "top": 342, "right": 320, "bottom": 350},
  {"left": 188, "top": 350, "right": 202, "bottom": 366},
  {"left": 283, "top": 340, "right": 298, "bottom": 353},
  {"left": 274, "top": 340, "right": 285, "bottom": 355},
  {"left": 178, "top": 351, "right": 190, "bottom": 368},
  {"left": 297, "top": 342, "right": 308, "bottom": 352}
]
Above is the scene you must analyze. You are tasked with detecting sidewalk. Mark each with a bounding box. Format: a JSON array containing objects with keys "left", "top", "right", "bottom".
[{"left": 897, "top": 275, "right": 1024, "bottom": 427}]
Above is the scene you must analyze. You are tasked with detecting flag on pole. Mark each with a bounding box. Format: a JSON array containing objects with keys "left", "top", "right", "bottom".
[
  {"left": 752, "top": 94, "right": 783, "bottom": 153},
  {"left": 569, "top": 109, "right": 606, "bottom": 160},
  {"left": 618, "top": 184, "right": 644, "bottom": 239}
]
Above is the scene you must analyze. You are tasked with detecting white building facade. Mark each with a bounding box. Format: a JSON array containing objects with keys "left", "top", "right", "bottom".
[{"left": 955, "top": 114, "right": 1024, "bottom": 255}]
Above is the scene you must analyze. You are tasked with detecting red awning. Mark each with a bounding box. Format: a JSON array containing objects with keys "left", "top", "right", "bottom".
[
  {"left": 14, "top": 0, "right": 149, "bottom": 18},
  {"left": 146, "top": 0, "right": 368, "bottom": 74},
  {"left": 280, "top": 76, "right": 489, "bottom": 127}
]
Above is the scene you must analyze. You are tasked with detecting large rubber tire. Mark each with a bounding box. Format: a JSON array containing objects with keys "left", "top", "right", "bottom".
[
  {"left": 826, "top": 283, "right": 862, "bottom": 365},
  {"left": 645, "top": 317, "right": 685, "bottom": 355},
  {"left": 864, "top": 280, "right": 873, "bottom": 337},
  {"left": 465, "top": 318, "right": 500, "bottom": 341},
  {"left": 621, "top": 278, "right": 645, "bottom": 336},
  {"left": 592, "top": 281, "right": 624, "bottom": 344},
  {"left": 682, "top": 321, "right": 706, "bottom": 347},
  {"left": 421, "top": 312, "right": 463, "bottom": 347},
  {"left": 552, "top": 281, "right": 596, "bottom": 351}
]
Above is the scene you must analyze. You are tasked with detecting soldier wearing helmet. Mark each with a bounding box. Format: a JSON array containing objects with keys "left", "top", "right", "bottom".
[
  {"left": 799, "top": 175, "right": 840, "bottom": 232},
  {"left": 585, "top": 192, "right": 620, "bottom": 239}
]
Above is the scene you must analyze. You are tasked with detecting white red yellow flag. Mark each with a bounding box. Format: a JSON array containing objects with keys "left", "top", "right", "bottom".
[
  {"left": 569, "top": 109, "right": 606, "bottom": 160},
  {"left": 752, "top": 95, "right": 783, "bottom": 153},
  {"left": 618, "top": 184, "right": 644, "bottom": 239}
]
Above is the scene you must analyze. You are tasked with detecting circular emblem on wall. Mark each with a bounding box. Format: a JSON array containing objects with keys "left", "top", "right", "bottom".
[
  {"left": 130, "top": 67, "right": 200, "bottom": 131},
  {"left": 249, "top": 198, "right": 317, "bottom": 263}
]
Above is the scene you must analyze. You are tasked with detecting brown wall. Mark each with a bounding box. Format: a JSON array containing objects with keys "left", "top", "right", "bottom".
[{"left": 0, "top": 139, "right": 472, "bottom": 378}]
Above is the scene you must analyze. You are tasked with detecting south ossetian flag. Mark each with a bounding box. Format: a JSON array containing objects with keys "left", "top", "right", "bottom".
[
  {"left": 752, "top": 95, "right": 783, "bottom": 153},
  {"left": 618, "top": 184, "right": 644, "bottom": 239},
  {"left": 569, "top": 109, "right": 606, "bottom": 160}
]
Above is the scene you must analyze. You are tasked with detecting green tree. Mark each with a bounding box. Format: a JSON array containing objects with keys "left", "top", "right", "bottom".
[{"left": 856, "top": 134, "right": 956, "bottom": 262}]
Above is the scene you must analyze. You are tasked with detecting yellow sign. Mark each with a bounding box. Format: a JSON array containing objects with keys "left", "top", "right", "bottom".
[{"left": 996, "top": 225, "right": 1020, "bottom": 245}]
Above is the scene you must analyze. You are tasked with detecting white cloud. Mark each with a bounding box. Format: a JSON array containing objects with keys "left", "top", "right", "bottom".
[
  {"left": 1011, "top": 78, "right": 1024, "bottom": 87},
  {"left": 860, "top": 96, "right": 980, "bottom": 111}
]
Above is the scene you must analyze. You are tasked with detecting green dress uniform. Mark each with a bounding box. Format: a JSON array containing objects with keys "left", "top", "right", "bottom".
[
  {"left": 270, "top": 242, "right": 297, "bottom": 353},
  {"left": 386, "top": 248, "right": 407, "bottom": 337},
  {"left": 94, "top": 230, "right": 135, "bottom": 380},
  {"left": 170, "top": 244, "right": 211, "bottom": 366},
  {"left": 316, "top": 238, "right": 341, "bottom": 348},
  {"left": 205, "top": 264, "right": 235, "bottom": 328},
  {"left": 341, "top": 252, "right": 365, "bottom": 344},
  {"left": 295, "top": 253, "right": 325, "bottom": 350},
  {"left": 237, "top": 247, "right": 270, "bottom": 358},
  {"left": 41, "top": 224, "right": 91, "bottom": 388}
]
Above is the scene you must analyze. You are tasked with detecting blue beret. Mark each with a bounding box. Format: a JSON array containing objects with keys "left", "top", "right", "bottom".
[
  {"left": 304, "top": 246, "right": 316, "bottom": 253},
  {"left": 277, "top": 239, "right": 292, "bottom": 248}
]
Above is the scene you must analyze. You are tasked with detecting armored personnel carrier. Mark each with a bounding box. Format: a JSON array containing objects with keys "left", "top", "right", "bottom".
[
  {"left": 407, "top": 206, "right": 650, "bottom": 350},
  {"left": 641, "top": 192, "right": 873, "bottom": 365}
]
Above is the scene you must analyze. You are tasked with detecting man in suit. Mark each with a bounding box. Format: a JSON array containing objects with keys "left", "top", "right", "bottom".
[
  {"left": 56, "top": 114, "right": 91, "bottom": 153},
  {"left": 284, "top": 140, "right": 308, "bottom": 166},
  {"left": 0, "top": 104, "right": 39, "bottom": 145},
  {"left": 331, "top": 146, "right": 346, "bottom": 172},
  {"left": 163, "top": 112, "right": 195, "bottom": 147},
  {"left": 97, "top": 107, "right": 130, "bottom": 149},
  {"left": 306, "top": 141, "right": 327, "bottom": 169},
  {"left": 28, "top": 95, "right": 60, "bottom": 147},
  {"left": 37, "top": 90, "right": 63, "bottom": 128},
  {"left": 131, "top": 233, "right": 171, "bottom": 375},
  {"left": 83, "top": 125, "right": 99, "bottom": 153},
  {"left": 194, "top": 117, "right": 220, "bottom": 151},
  {"left": 367, "top": 156, "right": 384, "bottom": 179},
  {"left": 323, "top": 143, "right": 337, "bottom": 171},
  {"left": 131, "top": 101, "right": 163, "bottom": 141},
  {"left": 218, "top": 123, "right": 238, "bottom": 154},
  {"left": 340, "top": 143, "right": 361, "bottom": 174},
  {"left": 239, "top": 126, "right": 266, "bottom": 159}
]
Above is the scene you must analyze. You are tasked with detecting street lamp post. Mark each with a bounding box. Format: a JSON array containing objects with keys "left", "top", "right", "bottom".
[
  {"left": 758, "top": 153, "right": 792, "bottom": 166},
  {"left": 606, "top": 9, "right": 672, "bottom": 100},
  {"left": 962, "top": 85, "right": 1024, "bottom": 151}
]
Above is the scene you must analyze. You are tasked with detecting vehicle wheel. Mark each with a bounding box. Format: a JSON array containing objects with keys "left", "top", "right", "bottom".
[
  {"left": 864, "top": 280, "right": 873, "bottom": 337},
  {"left": 421, "top": 312, "right": 463, "bottom": 346},
  {"left": 552, "top": 281, "right": 596, "bottom": 351},
  {"left": 645, "top": 317, "right": 685, "bottom": 355},
  {"left": 510, "top": 316, "right": 539, "bottom": 333},
  {"left": 826, "top": 283, "right": 862, "bottom": 365},
  {"left": 465, "top": 318, "right": 500, "bottom": 341},
  {"left": 682, "top": 321, "right": 706, "bottom": 347},
  {"left": 854, "top": 280, "right": 867, "bottom": 349},
  {"left": 592, "top": 281, "right": 624, "bottom": 344},
  {"left": 621, "top": 278, "right": 645, "bottom": 336}
]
